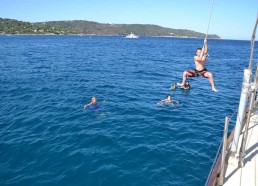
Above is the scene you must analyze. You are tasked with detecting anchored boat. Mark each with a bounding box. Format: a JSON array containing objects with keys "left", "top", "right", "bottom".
[{"left": 125, "top": 32, "right": 139, "bottom": 38}]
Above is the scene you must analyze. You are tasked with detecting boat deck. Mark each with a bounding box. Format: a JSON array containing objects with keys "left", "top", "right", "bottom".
[{"left": 224, "top": 108, "right": 258, "bottom": 186}]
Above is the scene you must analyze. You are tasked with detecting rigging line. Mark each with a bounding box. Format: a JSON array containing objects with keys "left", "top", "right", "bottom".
[
  {"left": 230, "top": 105, "right": 249, "bottom": 151},
  {"left": 226, "top": 107, "right": 238, "bottom": 149},
  {"left": 226, "top": 106, "right": 240, "bottom": 149},
  {"left": 205, "top": 0, "right": 215, "bottom": 39},
  {"left": 228, "top": 107, "right": 239, "bottom": 121},
  {"left": 248, "top": 15, "right": 258, "bottom": 70},
  {"left": 202, "top": 0, "right": 215, "bottom": 53}
]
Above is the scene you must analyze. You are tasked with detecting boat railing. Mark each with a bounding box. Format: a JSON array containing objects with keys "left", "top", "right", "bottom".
[
  {"left": 204, "top": 136, "right": 222, "bottom": 186},
  {"left": 238, "top": 64, "right": 258, "bottom": 167},
  {"left": 205, "top": 16, "right": 258, "bottom": 186},
  {"left": 205, "top": 118, "right": 235, "bottom": 186},
  {"left": 229, "top": 15, "right": 258, "bottom": 167},
  {"left": 205, "top": 65, "right": 258, "bottom": 186}
]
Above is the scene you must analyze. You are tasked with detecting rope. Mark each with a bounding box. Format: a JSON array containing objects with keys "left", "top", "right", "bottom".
[
  {"left": 205, "top": 0, "right": 215, "bottom": 39},
  {"left": 248, "top": 15, "right": 258, "bottom": 70},
  {"left": 228, "top": 107, "right": 239, "bottom": 122},
  {"left": 202, "top": 0, "right": 215, "bottom": 53}
]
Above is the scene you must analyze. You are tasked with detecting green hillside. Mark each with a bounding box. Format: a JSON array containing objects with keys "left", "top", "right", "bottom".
[{"left": 0, "top": 18, "right": 220, "bottom": 38}]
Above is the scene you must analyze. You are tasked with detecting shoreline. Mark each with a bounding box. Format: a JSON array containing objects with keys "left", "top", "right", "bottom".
[{"left": 0, "top": 33, "right": 222, "bottom": 39}]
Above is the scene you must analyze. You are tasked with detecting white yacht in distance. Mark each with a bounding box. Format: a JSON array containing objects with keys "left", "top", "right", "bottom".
[{"left": 125, "top": 32, "right": 139, "bottom": 38}]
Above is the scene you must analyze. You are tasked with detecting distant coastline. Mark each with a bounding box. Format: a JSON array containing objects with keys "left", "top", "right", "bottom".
[
  {"left": 0, "top": 33, "right": 223, "bottom": 40},
  {"left": 0, "top": 18, "right": 220, "bottom": 39}
]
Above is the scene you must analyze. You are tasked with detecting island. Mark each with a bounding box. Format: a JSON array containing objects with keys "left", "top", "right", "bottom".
[{"left": 0, "top": 18, "right": 220, "bottom": 38}]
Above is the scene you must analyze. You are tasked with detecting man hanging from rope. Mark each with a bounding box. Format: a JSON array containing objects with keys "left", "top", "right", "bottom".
[{"left": 177, "top": 39, "right": 218, "bottom": 92}]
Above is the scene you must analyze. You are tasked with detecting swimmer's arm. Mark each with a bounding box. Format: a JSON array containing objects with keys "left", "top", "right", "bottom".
[
  {"left": 83, "top": 102, "right": 92, "bottom": 109},
  {"left": 172, "top": 100, "right": 179, "bottom": 104}
]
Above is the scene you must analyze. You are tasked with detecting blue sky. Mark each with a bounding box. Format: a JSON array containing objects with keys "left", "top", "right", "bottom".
[{"left": 0, "top": 0, "right": 257, "bottom": 40}]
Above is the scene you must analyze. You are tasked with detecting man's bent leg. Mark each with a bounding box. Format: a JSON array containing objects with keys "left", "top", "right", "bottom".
[
  {"left": 178, "top": 71, "right": 191, "bottom": 87},
  {"left": 204, "top": 72, "right": 218, "bottom": 92}
]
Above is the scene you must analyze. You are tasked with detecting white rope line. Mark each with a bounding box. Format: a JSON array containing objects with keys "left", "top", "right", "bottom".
[
  {"left": 229, "top": 107, "right": 239, "bottom": 121},
  {"left": 202, "top": 0, "right": 215, "bottom": 51},
  {"left": 205, "top": 0, "right": 215, "bottom": 39},
  {"left": 227, "top": 106, "right": 248, "bottom": 151}
]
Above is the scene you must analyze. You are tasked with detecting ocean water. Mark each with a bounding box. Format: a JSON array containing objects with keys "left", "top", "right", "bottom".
[{"left": 0, "top": 36, "right": 257, "bottom": 186}]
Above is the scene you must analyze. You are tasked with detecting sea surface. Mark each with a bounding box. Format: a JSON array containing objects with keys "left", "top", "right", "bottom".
[{"left": 0, "top": 36, "right": 257, "bottom": 186}]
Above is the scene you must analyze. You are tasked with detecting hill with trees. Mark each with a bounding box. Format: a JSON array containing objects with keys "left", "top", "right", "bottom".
[{"left": 0, "top": 18, "right": 220, "bottom": 38}]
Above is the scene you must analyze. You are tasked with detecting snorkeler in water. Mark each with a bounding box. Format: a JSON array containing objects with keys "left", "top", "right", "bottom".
[
  {"left": 84, "top": 96, "right": 98, "bottom": 110},
  {"left": 171, "top": 83, "right": 177, "bottom": 90},
  {"left": 170, "top": 81, "right": 191, "bottom": 90}
]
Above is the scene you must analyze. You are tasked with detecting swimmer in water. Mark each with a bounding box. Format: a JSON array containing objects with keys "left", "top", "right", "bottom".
[
  {"left": 170, "top": 83, "right": 177, "bottom": 90},
  {"left": 84, "top": 96, "right": 98, "bottom": 109},
  {"left": 182, "top": 81, "right": 191, "bottom": 90},
  {"left": 160, "top": 94, "right": 172, "bottom": 104},
  {"left": 158, "top": 94, "right": 179, "bottom": 107}
]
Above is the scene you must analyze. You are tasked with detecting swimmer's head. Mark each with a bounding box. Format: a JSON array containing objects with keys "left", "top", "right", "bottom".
[
  {"left": 91, "top": 96, "right": 97, "bottom": 104},
  {"left": 186, "top": 81, "right": 190, "bottom": 86},
  {"left": 167, "top": 94, "right": 171, "bottom": 100}
]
